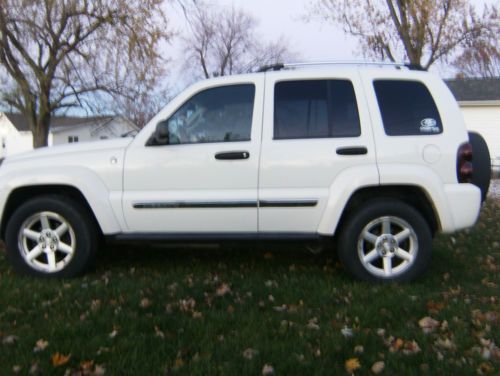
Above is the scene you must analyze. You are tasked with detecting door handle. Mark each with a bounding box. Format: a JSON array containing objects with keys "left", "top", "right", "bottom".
[
  {"left": 336, "top": 146, "right": 368, "bottom": 156},
  {"left": 215, "top": 151, "right": 250, "bottom": 160}
]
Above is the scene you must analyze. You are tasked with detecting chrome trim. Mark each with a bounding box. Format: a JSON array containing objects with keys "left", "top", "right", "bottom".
[
  {"left": 133, "top": 199, "right": 318, "bottom": 209},
  {"left": 259, "top": 199, "right": 318, "bottom": 207},
  {"left": 133, "top": 201, "right": 257, "bottom": 209}
]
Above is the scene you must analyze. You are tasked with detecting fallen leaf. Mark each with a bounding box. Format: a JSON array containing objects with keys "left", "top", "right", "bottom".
[
  {"left": 109, "top": 328, "right": 119, "bottom": 339},
  {"left": 80, "top": 360, "right": 94, "bottom": 371},
  {"left": 216, "top": 283, "right": 231, "bottom": 297},
  {"left": 29, "top": 363, "right": 39, "bottom": 375},
  {"left": 345, "top": 358, "right": 361, "bottom": 374},
  {"left": 307, "top": 317, "right": 320, "bottom": 330},
  {"left": 262, "top": 363, "right": 275, "bottom": 375},
  {"left": 341, "top": 326, "right": 354, "bottom": 338},
  {"left": 371, "top": 361, "right": 384, "bottom": 374},
  {"left": 33, "top": 339, "right": 49, "bottom": 353},
  {"left": 354, "top": 345, "right": 364, "bottom": 354},
  {"left": 242, "top": 348, "right": 258, "bottom": 360},
  {"left": 2, "top": 335, "right": 18, "bottom": 345},
  {"left": 263, "top": 252, "right": 274, "bottom": 260},
  {"left": 51, "top": 352, "right": 71, "bottom": 367},
  {"left": 426, "top": 300, "right": 445, "bottom": 314},
  {"left": 94, "top": 364, "right": 106, "bottom": 375},
  {"left": 140, "top": 298, "right": 152, "bottom": 308},
  {"left": 12, "top": 365, "right": 21, "bottom": 373},
  {"left": 155, "top": 326, "right": 165, "bottom": 338},
  {"left": 419, "top": 317, "right": 440, "bottom": 334}
]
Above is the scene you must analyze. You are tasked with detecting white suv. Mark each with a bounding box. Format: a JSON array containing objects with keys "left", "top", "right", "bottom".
[{"left": 0, "top": 62, "right": 490, "bottom": 282}]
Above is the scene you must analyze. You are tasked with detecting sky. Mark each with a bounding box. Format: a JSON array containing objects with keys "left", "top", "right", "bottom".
[{"left": 166, "top": 0, "right": 498, "bottom": 89}]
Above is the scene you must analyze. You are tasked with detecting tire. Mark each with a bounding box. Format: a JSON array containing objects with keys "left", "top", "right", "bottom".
[
  {"left": 5, "top": 195, "right": 98, "bottom": 277},
  {"left": 337, "top": 200, "right": 432, "bottom": 283},
  {"left": 468, "top": 131, "right": 491, "bottom": 203}
]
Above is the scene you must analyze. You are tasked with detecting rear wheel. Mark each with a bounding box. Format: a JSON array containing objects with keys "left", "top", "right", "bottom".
[
  {"left": 5, "top": 195, "right": 97, "bottom": 277},
  {"left": 338, "top": 200, "right": 432, "bottom": 283}
]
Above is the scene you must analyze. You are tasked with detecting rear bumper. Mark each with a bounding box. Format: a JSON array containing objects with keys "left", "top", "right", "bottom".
[{"left": 442, "top": 184, "right": 481, "bottom": 233}]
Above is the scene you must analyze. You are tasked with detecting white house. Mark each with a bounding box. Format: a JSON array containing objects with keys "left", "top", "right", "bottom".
[
  {"left": 446, "top": 77, "right": 500, "bottom": 166},
  {"left": 0, "top": 112, "right": 138, "bottom": 157}
]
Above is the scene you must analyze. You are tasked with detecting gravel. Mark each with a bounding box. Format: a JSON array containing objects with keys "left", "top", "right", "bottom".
[{"left": 488, "top": 179, "right": 500, "bottom": 200}]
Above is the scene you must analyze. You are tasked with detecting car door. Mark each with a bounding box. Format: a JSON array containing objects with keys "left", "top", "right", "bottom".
[
  {"left": 122, "top": 75, "right": 264, "bottom": 233},
  {"left": 258, "top": 70, "right": 377, "bottom": 234}
]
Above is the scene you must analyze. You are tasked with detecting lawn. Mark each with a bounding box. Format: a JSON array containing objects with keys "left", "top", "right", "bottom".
[{"left": 0, "top": 200, "right": 498, "bottom": 375}]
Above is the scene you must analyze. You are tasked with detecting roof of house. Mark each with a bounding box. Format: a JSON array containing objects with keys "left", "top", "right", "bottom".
[
  {"left": 445, "top": 77, "right": 500, "bottom": 102},
  {"left": 2, "top": 112, "right": 117, "bottom": 132}
]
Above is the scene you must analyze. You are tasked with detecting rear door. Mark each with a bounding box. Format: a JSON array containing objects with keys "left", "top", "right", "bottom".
[{"left": 258, "top": 70, "right": 376, "bottom": 233}]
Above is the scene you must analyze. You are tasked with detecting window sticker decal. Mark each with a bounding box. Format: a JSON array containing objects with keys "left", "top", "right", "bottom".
[{"left": 420, "top": 118, "right": 440, "bottom": 133}]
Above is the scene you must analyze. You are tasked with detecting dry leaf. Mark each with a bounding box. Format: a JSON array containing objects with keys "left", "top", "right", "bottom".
[
  {"left": 109, "top": 328, "right": 119, "bottom": 338},
  {"left": 341, "top": 326, "right": 354, "bottom": 338},
  {"left": 33, "top": 339, "right": 49, "bottom": 353},
  {"left": 345, "top": 358, "right": 361, "bottom": 374},
  {"left": 262, "top": 363, "right": 275, "bottom": 375},
  {"left": 94, "top": 364, "right": 106, "bottom": 375},
  {"left": 419, "top": 317, "right": 440, "bottom": 334},
  {"left": 140, "top": 298, "right": 152, "bottom": 308},
  {"left": 80, "top": 360, "right": 94, "bottom": 371},
  {"left": 216, "top": 283, "right": 231, "bottom": 297},
  {"left": 2, "top": 335, "right": 18, "bottom": 345},
  {"left": 155, "top": 326, "right": 165, "bottom": 338},
  {"left": 263, "top": 252, "right": 274, "bottom": 260},
  {"left": 371, "top": 361, "right": 385, "bottom": 374},
  {"left": 51, "top": 352, "right": 71, "bottom": 367},
  {"left": 243, "top": 348, "right": 258, "bottom": 360},
  {"left": 354, "top": 345, "right": 364, "bottom": 354}
]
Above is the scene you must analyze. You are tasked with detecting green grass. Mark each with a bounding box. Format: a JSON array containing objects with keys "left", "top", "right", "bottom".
[{"left": 1, "top": 201, "right": 499, "bottom": 375}]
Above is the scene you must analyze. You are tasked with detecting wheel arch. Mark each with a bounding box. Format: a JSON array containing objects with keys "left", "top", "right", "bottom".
[
  {"left": 335, "top": 185, "right": 440, "bottom": 237},
  {"left": 1, "top": 185, "right": 103, "bottom": 240}
]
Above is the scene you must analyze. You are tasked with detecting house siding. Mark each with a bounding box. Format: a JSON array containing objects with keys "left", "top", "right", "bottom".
[{"left": 460, "top": 103, "right": 500, "bottom": 160}]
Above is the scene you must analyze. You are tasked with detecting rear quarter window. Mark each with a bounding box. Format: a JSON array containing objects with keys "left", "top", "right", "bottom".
[{"left": 373, "top": 80, "right": 443, "bottom": 136}]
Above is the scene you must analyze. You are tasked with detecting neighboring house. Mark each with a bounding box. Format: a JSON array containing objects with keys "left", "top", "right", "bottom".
[
  {"left": 0, "top": 112, "right": 138, "bottom": 157},
  {"left": 446, "top": 77, "right": 500, "bottom": 165}
]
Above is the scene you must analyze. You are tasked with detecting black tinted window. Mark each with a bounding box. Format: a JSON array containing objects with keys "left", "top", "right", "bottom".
[
  {"left": 166, "top": 84, "right": 255, "bottom": 144},
  {"left": 274, "top": 80, "right": 361, "bottom": 139},
  {"left": 374, "top": 80, "right": 442, "bottom": 136}
]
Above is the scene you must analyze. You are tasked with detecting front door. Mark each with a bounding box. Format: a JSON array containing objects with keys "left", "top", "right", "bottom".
[{"left": 122, "top": 76, "right": 264, "bottom": 233}]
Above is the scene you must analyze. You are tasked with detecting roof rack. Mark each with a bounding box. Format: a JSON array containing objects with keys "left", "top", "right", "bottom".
[{"left": 257, "top": 61, "right": 425, "bottom": 72}]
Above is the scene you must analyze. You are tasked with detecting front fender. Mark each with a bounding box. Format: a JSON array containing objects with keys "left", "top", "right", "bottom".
[{"left": 0, "top": 166, "right": 122, "bottom": 234}]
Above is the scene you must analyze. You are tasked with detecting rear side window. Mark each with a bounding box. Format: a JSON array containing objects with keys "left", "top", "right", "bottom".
[
  {"left": 274, "top": 80, "right": 361, "bottom": 139},
  {"left": 374, "top": 80, "right": 442, "bottom": 136}
]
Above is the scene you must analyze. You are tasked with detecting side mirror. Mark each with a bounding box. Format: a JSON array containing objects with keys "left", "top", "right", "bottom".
[{"left": 147, "top": 120, "right": 169, "bottom": 146}]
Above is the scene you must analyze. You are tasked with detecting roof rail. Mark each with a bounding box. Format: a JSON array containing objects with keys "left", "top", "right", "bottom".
[{"left": 257, "top": 61, "right": 425, "bottom": 72}]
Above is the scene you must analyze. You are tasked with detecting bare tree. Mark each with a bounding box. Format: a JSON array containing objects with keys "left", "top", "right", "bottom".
[
  {"left": 308, "top": 0, "right": 499, "bottom": 70},
  {"left": 0, "top": 0, "right": 171, "bottom": 147},
  {"left": 454, "top": 34, "right": 500, "bottom": 78},
  {"left": 181, "top": 2, "right": 293, "bottom": 79}
]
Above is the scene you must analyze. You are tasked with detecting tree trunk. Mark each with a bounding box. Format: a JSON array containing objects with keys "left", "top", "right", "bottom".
[{"left": 31, "top": 117, "right": 50, "bottom": 148}]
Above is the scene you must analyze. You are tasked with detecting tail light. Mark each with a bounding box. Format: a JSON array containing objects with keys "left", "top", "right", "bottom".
[{"left": 457, "top": 142, "right": 473, "bottom": 183}]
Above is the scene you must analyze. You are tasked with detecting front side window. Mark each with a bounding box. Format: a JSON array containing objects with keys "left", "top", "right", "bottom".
[
  {"left": 274, "top": 80, "right": 361, "bottom": 139},
  {"left": 374, "top": 80, "right": 443, "bottom": 136},
  {"left": 68, "top": 136, "right": 79, "bottom": 143},
  {"left": 166, "top": 84, "right": 255, "bottom": 144}
]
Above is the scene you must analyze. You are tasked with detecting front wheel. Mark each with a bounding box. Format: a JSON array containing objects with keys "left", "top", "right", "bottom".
[
  {"left": 337, "top": 200, "right": 432, "bottom": 283},
  {"left": 5, "top": 195, "right": 97, "bottom": 277}
]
